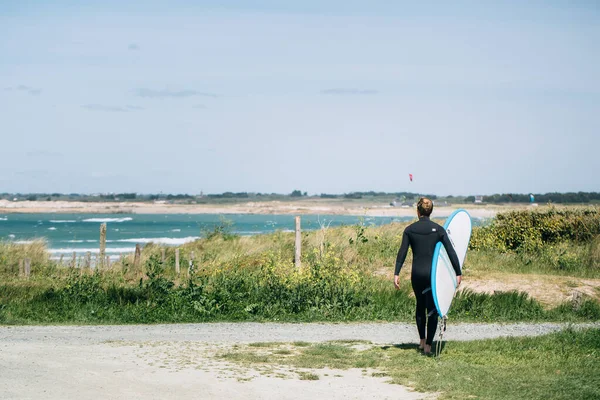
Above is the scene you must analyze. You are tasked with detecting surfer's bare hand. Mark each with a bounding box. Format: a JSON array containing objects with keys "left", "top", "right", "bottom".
[
  {"left": 394, "top": 275, "right": 400, "bottom": 290},
  {"left": 456, "top": 275, "right": 462, "bottom": 286}
]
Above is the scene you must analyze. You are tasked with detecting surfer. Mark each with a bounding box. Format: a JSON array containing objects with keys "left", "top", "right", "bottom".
[{"left": 393, "top": 197, "right": 462, "bottom": 355}]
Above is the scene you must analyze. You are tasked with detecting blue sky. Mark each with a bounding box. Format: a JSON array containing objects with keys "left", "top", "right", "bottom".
[{"left": 1, "top": 1, "right": 598, "bottom": 195}]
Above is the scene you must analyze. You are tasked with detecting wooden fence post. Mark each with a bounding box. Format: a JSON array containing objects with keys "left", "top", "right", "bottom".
[
  {"left": 175, "top": 249, "right": 180, "bottom": 275},
  {"left": 295, "top": 216, "right": 301, "bottom": 268},
  {"left": 71, "top": 252, "right": 77, "bottom": 268},
  {"left": 24, "top": 258, "right": 31, "bottom": 278},
  {"left": 85, "top": 252, "right": 91, "bottom": 269},
  {"left": 189, "top": 251, "right": 195, "bottom": 276},
  {"left": 133, "top": 244, "right": 141, "bottom": 272},
  {"left": 105, "top": 255, "right": 111, "bottom": 268},
  {"left": 99, "top": 223, "right": 107, "bottom": 268},
  {"left": 59, "top": 254, "right": 64, "bottom": 266},
  {"left": 19, "top": 259, "right": 24, "bottom": 276}
]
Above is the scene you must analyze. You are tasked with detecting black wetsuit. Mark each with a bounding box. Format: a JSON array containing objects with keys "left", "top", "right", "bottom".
[{"left": 395, "top": 216, "right": 461, "bottom": 345}]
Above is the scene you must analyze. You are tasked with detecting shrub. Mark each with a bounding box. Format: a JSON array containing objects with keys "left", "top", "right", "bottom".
[{"left": 470, "top": 207, "right": 600, "bottom": 252}]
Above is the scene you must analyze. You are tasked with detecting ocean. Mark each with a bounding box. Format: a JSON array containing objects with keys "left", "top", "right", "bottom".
[{"left": 0, "top": 213, "right": 414, "bottom": 258}]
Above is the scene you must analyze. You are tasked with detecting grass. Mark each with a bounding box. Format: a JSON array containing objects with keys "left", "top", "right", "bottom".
[
  {"left": 467, "top": 244, "right": 600, "bottom": 278},
  {"left": 297, "top": 371, "right": 320, "bottom": 380},
  {"left": 219, "top": 328, "right": 600, "bottom": 400},
  {"left": 1, "top": 208, "right": 600, "bottom": 325}
]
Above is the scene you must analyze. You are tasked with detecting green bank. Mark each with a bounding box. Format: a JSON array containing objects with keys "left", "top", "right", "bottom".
[{"left": 1, "top": 207, "right": 599, "bottom": 325}]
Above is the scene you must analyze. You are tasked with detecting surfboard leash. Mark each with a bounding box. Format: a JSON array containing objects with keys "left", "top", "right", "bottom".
[{"left": 435, "top": 316, "right": 448, "bottom": 358}]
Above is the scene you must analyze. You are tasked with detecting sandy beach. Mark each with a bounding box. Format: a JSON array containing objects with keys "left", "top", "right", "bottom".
[{"left": 0, "top": 199, "right": 514, "bottom": 218}]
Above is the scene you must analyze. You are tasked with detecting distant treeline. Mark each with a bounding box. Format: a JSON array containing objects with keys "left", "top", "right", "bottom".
[
  {"left": 321, "top": 192, "right": 436, "bottom": 200},
  {"left": 1, "top": 191, "right": 599, "bottom": 204},
  {"left": 467, "top": 192, "right": 600, "bottom": 204},
  {"left": 207, "top": 192, "right": 250, "bottom": 199}
]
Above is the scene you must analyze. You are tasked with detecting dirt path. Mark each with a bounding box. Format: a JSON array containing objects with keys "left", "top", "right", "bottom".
[
  {"left": 1, "top": 322, "right": 598, "bottom": 400},
  {"left": 462, "top": 273, "right": 600, "bottom": 307}
]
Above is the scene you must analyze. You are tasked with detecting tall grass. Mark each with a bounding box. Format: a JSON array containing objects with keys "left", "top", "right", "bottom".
[
  {"left": 1, "top": 250, "right": 599, "bottom": 325},
  {"left": 1, "top": 208, "right": 600, "bottom": 325},
  {"left": 0, "top": 240, "right": 51, "bottom": 275}
]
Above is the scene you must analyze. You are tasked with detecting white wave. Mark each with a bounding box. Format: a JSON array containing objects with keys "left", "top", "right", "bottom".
[
  {"left": 51, "top": 254, "right": 122, "bottom": 261},
  {"left": 8, "top": 234, "right": 16, "bottom": 238},
  {"left": 15, "top": 240, "right": 34, "bottom": 244},
  {"left": 66, "top": 240, "right": 85, "bottom": 243},
  {"left": 48, "top": 227, "right": 57, "bottom": 231},
  {"left": 83, "top": 217, "right": 133, "bottom": 223},
  {"left": 49, "top": 220, "right": 76, "bottom": 223},
  {"left": 116, "top": 237, "right": 199, "bottom": 245},
  {"left": 49, "top": 247, "right": 136, "bottom": 254},
  {"left": 86, "top": 240, "right": 97, "bottom": 243},
  {"left": 0, "top": 217, "right": 7, "bottom": 221},
  {"left": 171, "top": 229, "right": 181, "bottom": 232}
]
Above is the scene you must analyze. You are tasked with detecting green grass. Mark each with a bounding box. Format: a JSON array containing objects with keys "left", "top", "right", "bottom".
[
  {"left": 1, "top": 254, "right": 599, "bottom": 325},
  {"left": 219, "top": 328, "right": 600, "bottom": 400},
  {"left": 297, "top": 371, "right": 320, "bottom": 380},
  {"left": 1, "top": 208, "right": 600, "bottom": 325}
]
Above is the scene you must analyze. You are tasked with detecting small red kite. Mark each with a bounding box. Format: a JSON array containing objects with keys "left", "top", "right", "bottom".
[{"left": 409, "top": 173, "right": 413, "bottom": 182}]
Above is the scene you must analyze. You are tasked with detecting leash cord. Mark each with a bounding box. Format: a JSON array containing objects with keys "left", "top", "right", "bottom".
[{"left": 436, "top": 316, "right": 447, "bottom": 358}]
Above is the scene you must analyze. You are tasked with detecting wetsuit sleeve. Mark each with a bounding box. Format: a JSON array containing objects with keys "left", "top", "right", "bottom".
[
  {"left": 440, "top": 229, "right": 462, "bottom": 276},
  {"left": 394, "top": 230, "right": 410, "bottom": 275}
]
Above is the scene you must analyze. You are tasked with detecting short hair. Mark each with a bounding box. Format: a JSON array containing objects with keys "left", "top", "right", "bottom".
[{"left": 417, "top": 197, "right": 433, "bottom": 217}]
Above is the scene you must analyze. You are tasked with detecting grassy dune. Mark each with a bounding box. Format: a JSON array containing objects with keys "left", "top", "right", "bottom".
[{"left": 0, "top": 208, "right": 599, "bottom": 325}]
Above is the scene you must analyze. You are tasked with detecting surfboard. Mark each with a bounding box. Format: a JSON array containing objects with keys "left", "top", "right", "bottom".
[{"left": 431, "top": 209, "right": 472, "bottom": 318}]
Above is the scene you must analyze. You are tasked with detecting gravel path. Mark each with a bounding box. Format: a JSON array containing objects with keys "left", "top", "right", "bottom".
[
  {"left": 1, "top": 322, "right": 598, "bottom": 400},
  {"left": 2, "top": 321, "right": 598, "bottom": 344}
]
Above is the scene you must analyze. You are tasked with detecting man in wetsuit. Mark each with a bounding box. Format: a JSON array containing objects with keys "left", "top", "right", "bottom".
[{"left": 394, "top": 197, "right": 462, "bottom": 355}]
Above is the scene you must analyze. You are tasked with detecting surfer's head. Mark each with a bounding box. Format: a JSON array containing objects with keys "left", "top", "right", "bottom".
[{"left": 417, "top": 197, "right": 433, "bottom": 217}]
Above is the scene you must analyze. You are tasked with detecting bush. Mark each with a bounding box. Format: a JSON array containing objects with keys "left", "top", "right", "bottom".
[{"left": 470, "top": 207, "right": 600, "bottom": 252}]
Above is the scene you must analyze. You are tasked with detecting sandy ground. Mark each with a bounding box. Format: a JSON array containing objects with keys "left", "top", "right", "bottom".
[
  {"left": 0, "top": 199, "right": 507, "bottom": 218},
  {"left": 1, "top": 322, "right": 598, "bottom": 400},
  {"left": 462, "top": 273, "right": 600, "bottom": 307},
  {"left": 0, "top": 341, "right": 423, "bottom": 400}
]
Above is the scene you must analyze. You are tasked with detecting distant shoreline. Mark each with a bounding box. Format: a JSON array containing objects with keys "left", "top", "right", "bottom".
[{"left": 0, "top": 199, "right": 549, "bottom": 219}]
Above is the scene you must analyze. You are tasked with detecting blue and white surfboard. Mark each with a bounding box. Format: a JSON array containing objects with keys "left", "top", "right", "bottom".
[{"left": 431, "top": 209, "right": 472, "bottom": 318}]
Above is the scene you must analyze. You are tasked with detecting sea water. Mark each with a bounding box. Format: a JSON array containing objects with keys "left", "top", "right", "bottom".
[{"left": 0, "top": 213, "right": 414, "bottom": 258}]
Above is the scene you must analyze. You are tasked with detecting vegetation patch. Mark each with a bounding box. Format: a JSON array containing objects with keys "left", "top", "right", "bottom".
[
  {"left": 220, "top": 329, "right": 600, "bottom": 400},
  {"left": 297, "top": 371, "right": 319, "bottom": 380},
  {"left": 1, "top": 208, "right": 599, "bottom": 324}
]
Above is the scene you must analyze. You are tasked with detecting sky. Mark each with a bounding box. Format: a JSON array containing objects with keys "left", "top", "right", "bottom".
[{"left": 1, "top": 0, "right": 598, "bottom": 196}]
